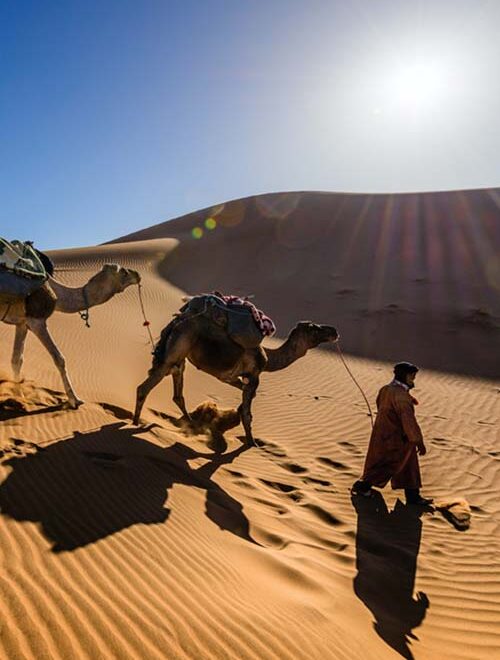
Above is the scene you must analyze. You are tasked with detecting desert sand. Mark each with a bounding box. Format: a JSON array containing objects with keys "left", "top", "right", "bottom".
[{"left": 1, "top": 189, "right": 499, "bottom": 659}]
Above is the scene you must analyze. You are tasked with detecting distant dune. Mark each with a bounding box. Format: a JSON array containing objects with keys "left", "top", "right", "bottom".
[
  {"left": 0, "top": 189, "right": 499, "bottom": 659},
  {"left": 112, "top": 188, "right": 500, "bottom": 378}
]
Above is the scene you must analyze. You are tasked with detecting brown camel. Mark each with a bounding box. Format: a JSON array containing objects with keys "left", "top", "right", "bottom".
[
  {"left": 133, "top": 298, "right": 338, "bottom": 443},
  {"left": 1, "top": 264, "right": 140, "bottom": 407}
]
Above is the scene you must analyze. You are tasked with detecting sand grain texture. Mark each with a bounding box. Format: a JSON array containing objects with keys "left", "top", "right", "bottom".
[{"left": 1, "top": 191, "right": 499, "bottom": 659}]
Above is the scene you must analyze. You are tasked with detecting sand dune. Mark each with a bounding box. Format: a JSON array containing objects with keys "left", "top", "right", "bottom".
[
  {"left": 1, "top": 190, "right": 499, "bottom": 659},
  {"left": 112, "top": 189, "right": 500, "bottom": 379}
]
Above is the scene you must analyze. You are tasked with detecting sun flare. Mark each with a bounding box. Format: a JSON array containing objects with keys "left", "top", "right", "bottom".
[{"left": 385, "top": 59, "right": 450, "bottom": 113}]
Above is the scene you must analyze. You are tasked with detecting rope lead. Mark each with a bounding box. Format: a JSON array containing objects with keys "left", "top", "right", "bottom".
[
  {"left": 137, "top": 283, "right": 155, "bottom": 350},
  {"left": 335, "top": 342, "right": 374, "bottom": 429}
]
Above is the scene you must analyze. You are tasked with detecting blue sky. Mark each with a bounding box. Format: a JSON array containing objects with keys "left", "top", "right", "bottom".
[{"left": 1, "top": 1, "right": 499, "bottom": 249}]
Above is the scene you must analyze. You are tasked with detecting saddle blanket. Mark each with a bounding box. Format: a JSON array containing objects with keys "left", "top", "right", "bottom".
[
  {"left": 0, "top": 238, "right": 47, "bottom": 279},
  {"left": 0, "top": 238, "right": 48, "bottom": 304},
  {"left": 212, "top": 292, "right": 276, "bottom": 337}
]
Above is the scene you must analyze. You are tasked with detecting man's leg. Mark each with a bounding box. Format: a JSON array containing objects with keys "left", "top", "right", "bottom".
[
  {"left": 351, "top": 479, "right": 373, "bottom": 496},
  {"left": 405, "top": 488, "right": 433, "bottom": 506}
]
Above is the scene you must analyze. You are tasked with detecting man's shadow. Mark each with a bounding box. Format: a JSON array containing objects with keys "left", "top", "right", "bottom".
[
  {"left": 352, "top": 491, "right": 430, "bottom": 660},
  {"left": 0, "top": 422, "right": 255, "bottom": 552}
]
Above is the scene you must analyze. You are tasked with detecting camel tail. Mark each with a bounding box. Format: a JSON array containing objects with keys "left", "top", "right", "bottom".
[{"left": 150, "top": 316, "right": 179, "bottom": 372}]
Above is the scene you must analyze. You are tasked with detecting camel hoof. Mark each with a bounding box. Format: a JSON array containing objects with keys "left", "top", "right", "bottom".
[{"left": 69, "top": 398, "right": 84, "bottom": 409}]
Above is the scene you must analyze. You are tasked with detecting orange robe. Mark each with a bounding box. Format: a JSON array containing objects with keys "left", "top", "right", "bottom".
[{"left": 362, "top": 383, "right": 423, "bottom": 490}]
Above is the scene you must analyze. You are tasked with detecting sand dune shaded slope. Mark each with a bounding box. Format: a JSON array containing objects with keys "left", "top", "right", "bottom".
[
  {"left": 112, "top": 189, "right": 500, "bottom": 378},
  {"left": 0, "top": 206, "right": 499, "bottom": 659}
]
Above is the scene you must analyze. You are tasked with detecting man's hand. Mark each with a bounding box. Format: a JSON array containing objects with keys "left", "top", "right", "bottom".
[{"left": 417, "top": 443, "right": 427, "bottom": 456}]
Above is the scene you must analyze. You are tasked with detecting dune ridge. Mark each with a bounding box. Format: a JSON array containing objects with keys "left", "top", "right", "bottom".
[{"left": 111, "top": 189, "right": 500, "bottom": 379}]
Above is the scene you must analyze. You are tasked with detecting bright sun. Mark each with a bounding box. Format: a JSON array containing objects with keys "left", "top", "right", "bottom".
[
  {"left": 389, "top": 60, "right": 447, "bottom": 111},
  {"left": 373, "top": 55, "right": 456, "bottom": 122}
]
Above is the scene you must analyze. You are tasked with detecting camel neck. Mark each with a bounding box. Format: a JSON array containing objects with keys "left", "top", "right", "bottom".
[
  {"left": 264, "top": 333, "right": 307, "bottom": 372},
  {"left": 49, "top": 278, "right": 89, "bottom": 314}
]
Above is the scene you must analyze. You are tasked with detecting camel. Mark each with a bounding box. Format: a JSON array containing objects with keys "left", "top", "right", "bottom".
[
  {"left": 1, "top": 263, "right": 140, "bottom": 408},
  {"left": 133, "top": 296, "right": 338, "bottom": 443}
]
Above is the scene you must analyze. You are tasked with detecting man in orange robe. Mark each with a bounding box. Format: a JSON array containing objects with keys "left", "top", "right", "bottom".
[{"left": 352, "top": 362, "right": 432, "bottom": 505}]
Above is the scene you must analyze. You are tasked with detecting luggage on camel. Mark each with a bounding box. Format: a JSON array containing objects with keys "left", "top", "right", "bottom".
[
  {"left": 180, "top": 292, "right": 276, "bottom": 349},
  {"left": 0, "top": 238, "right": 50, "bottom": 304}
]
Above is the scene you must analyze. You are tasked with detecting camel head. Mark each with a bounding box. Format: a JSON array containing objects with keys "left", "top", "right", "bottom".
[
  {"left": 81, "top": 264, "right": 141, "bottom": 308},
  {"left": 292, "top": 321, "right": 339, "bottom": 348},
  {"left": 93, "top": 264, "right": 141, "bottom": 292}
]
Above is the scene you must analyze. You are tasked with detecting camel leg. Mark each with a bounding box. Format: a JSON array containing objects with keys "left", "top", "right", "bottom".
[
  {"left": 171, "top": 360, "right": 190, "bottom": 418},
  {"left": 133, "top": 367, "right": 167, "bottom": 425},
  {"left": 240, "top": 375, "right": 259, "bottom": 445},
  {"left": 135, "top": 326, "right": 191, "bottom": 425},
  {"left": 12, "top": 323, "right": 28, "bottom": 381},
  {"left": 26, "top": 318, "right": 82, "bottom": 408}
]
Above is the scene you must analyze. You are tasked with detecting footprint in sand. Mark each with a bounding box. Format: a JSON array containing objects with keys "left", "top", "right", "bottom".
[
  {"left": 338, "top": 440, "right": 362, "bottom": 455},
  {"left": 317, "top": 457, "right": 348, "bottom": 471},
  {"left": 259, "top": 479, "right": 297, "bottom": 494},
  {"left": 303, "top": 476, "right": 331, "bottom": 487},
  {"left": 224, "top": 468, "right": 244, "bottom": 478},
  {"left": 250, "top": 497, "right": 289, "bottom": 515},
  {"left": 232, "top": 479, "right": 257, "bottom": 491},
  {"left": 258, "top": 479, "right": 308, "bottom": 503},
  {"left": 432, "top": 437, "right": 450, "bottom": 445},
  {"left": 301, "top": 502, "right": 342, "bottom": 526},
  {"left": 279, "top": 462, "right": 308, "bottom": 474},
  {"left": 255, "top": 440, "right": 287, "bottom": 458}
]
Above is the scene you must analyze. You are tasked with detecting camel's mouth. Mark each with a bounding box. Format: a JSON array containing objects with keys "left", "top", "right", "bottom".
[
  {"left": 317, "top": 325, "right": 339, "bottom": 343},
  {"left": 121, "top": 268, "right": 141, "bottom": 285}
]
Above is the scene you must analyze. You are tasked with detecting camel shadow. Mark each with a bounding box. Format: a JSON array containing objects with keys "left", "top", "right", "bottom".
[
  {"left": 0, "top": 422, "right": 255, "bottom": 552},
  {"left": 99, "top": 402, "right": 241, "bottom": 454},
  {"left": 0, "top": 401, "right": 66, "bottom": 421},
  {"left": 352, "top": 491, "right": 430, "bottom": 660}
]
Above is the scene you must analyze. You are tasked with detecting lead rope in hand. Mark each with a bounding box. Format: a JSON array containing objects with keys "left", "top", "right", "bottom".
[
  {"left": 335, "top": 341, "right": 374, "bottom": 429},
  {"left": 137, "top": 283, "right": 155, "bottom": 350}
]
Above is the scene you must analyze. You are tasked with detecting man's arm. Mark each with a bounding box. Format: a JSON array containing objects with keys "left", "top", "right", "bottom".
[{"left": 396, "top": 396, "right": 426, "bottom": 452}]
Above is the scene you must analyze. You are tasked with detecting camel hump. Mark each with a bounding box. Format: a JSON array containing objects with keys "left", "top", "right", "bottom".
[{"left": 179, "top": 293, "right": 268, "bottom": 349}]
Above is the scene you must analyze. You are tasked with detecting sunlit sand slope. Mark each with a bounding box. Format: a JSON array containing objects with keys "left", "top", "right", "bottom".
[{"left": 0, "top": 221, "right": 498, "bottom": 659}]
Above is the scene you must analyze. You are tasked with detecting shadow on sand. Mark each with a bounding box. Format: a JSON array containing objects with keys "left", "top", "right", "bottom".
[
  {"left": 352, "top": 491, "right": 430, "bottom": 660},
  {"left": 0, "top": 422, "right": 255, "bottom": 552}
]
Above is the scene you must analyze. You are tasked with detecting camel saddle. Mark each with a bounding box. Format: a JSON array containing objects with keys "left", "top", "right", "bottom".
[
  {"left": 0, "top": 238, "right": 48, "bottom": 304},
  {"left": 180, "top": 293, "right": 271, "bottom": 349}
]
